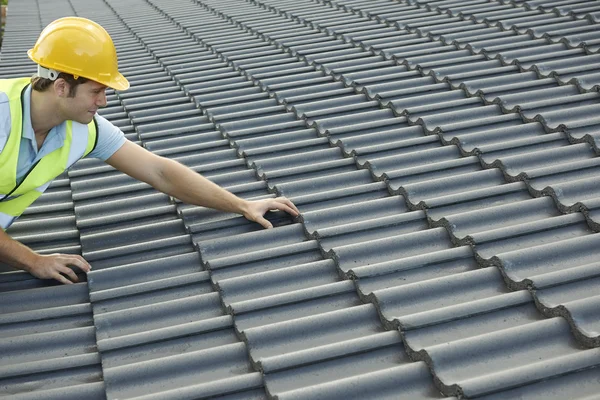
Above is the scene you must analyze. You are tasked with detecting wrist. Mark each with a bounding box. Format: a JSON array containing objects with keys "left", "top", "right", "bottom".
[
  {"left": 237, "top": 199, "right": 252, "bottom": 217},
  {"left": 20, "top": 251, "right": 43, "bottom": 274}
]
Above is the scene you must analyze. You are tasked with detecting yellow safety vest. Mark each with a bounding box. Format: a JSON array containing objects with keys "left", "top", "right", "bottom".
[{"left": 0, "top": 78, "right": 97, "bottom": 230}]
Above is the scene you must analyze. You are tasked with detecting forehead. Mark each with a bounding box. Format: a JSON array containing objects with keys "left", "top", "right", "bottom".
[{"left": 82, "top": 80, "right": 108, "bottom": 91}]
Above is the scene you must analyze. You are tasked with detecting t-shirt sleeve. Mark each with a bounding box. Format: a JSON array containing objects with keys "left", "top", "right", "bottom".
[
  {"left": 0, "top": 93, "right": 11, "bottom": 151},
  {"left": 86, "top": 114, "right": 127, "bottom": 161}
]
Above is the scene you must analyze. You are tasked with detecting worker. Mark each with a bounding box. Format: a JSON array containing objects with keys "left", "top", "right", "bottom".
[{"left": 0, "top": 17, "right": 300, "bottom": 285}]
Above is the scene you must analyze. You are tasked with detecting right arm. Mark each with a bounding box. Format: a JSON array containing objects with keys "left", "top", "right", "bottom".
[{"left": 0, "top": 229, "right": 91, "bottom": 284}]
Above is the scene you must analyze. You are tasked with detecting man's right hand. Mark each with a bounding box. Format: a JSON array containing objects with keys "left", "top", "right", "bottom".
[{"left": 27, "top": 253, "right": 92, "bottom": 284}]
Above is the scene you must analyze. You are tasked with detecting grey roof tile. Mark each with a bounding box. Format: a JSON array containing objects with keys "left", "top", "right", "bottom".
[
  {"left": 361, "top": 143, "right": 459, "bottom": 178},
  {"left": 331, "top": 227, "right": 452, "bottom": 273},
  {"left": 315, "top": 209, "right": 429, "bottom": 251},
  {"left": 477, "top": 131, "right": 570, "bottom": 164},
  {"left": 477, "top": 365, "right": 600, "bottom": 400},
  {"left": 0, "top": 367, "right": 104, "bottom": 400},
  {"left": 256, "top": 157, "right": 358, "bottom": 186},
  {"left": 415, "top": 104, "right": 504, "bottom": 133},
  {"left": 529, "top": 51, "right": 600, "bottom": 76},
  {"left": 519, "top": 91, "right": 600, "bottom": 117},
  {"left": 527, "top": 17, "right": 594, "bottom": 37},
  {"left": 540, "top": 0, "right": 600, "bottom": 19},
  {"left": 438, "top": 117, "right": 540, "bottom": 151},
  {"left": 440, "top": 195, "right": 559, "bottom": 238},
  {"left": 351, "top": 245, "right": 476, "bottom": 291},
  {"left": 99, "top": 325, "right": 238, "bottom": 368},
  {"left": 491, "top": 43, "right": 584, "bottom": 67},
  {"left": 567, "top": 123, "right": 600, "bottom": 152},
  {"left": 394, "top": 168, "right": 506, "bottom": 205},
  {"left": 290, "top": 181, "right": 390, "bottom": 212},
  {"left": 7, "top": 383, "right": 105, "bottom": 400},
  {"left": 481, "top": 83, "right": 576, "bottom": 110},
  {"left": 472, "top": 212, "right": 592, "bottom": 260},
  {"left": 0, "top": 327, "right": 100, "bottom": 378},
  {"left": 535, "top": 275, "right": 600, "bottom": 345},
  {"left": 337, "top": 65, "right": 416, "bottom": 87},
  {"left": 370, "top": 265, "right": 522, "bottom": 326},
  {"left": 271, "top": 362, "right": 450, "bottom": 400},
  {"left": 233, "top": 286, "right": 361, "bottom": 331},
  {"left": 93, "top": 292, "right": 225, "bottom": 341},
  {"left": 103, "top": 343, "right": 261, "bottom": 399},
  {"left": 73, "top": 193, "right": 172, "bottom": 230},
  {"left": 559, "top": 29, "right": 600, "bottom": 50},
  {"left": 289, "top": 92, "right": 374, "bottom": 118},
  {"left": 424, "top": 182, "right": 532, "bottom": 221},
  {"left": 364, "top": 77, "right": 443, "bottom": 101},
  {"left": 307, "top": 108, "right": 397, "bottom": 134},
  {"left": 498, "top": 12, "right": 570, "bottom": 31},
  {"left": 333, "top": 125, "right": 426, "bottom": 154},
  {"left": 398, "top": 290, "right": 538, "bottom": 348},
  {"left": 241, "top": 135, "right": 330, "bottom": 160},
  {"left": 218, "top": 258, "right": 341, "bottom": 306},
  {"left": 301, "top": 195, "right": 407, "bottom": 232},
  {"left": 273, "top": 81, "right": 349, "bottom": 103},
  {"left": 207, "top": 239, "right": 322, "bottom": 281},
  {"left": 487, "top": 141, "right": 596, "bottom": 177},
  {"left": 242, "top": 303, "right": 385, "bottom": 365},
  {"left": 274, "top": 169, "right": 375, "bottom": 197},
  {"left": 82, "top": 235, "right": 195, "bottom": 271},
  {"left": 523, "top": 103, "right": 600, "bottom": 130},
  {"left": 88, "top": 252, "right": 204, "bottom": 293}
]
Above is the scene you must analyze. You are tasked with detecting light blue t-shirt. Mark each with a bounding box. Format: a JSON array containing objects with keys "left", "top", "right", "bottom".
[{"left": 0, "top": 85, "right": 126, "bottom": 185}]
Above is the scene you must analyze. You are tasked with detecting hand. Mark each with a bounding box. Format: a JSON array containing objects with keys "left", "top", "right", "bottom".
[
  {"left": 27, "top": 253, "right": 92, "bottom": 284},
  {"left": 242, "top": 197, "right": 300, "bottom": 229}
]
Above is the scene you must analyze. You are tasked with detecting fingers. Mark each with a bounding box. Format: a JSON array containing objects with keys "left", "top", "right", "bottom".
[
  {"left": 53, "top": 272, "right": 74, "bottom": 285},
  {"left": 58, "top": 265, "right": 80, "bottom": 283},
  {"left": 269, "top": 202, "right": 298, "bottom": 217},
  {"left": 255, "top": 215, "right": 273, "bottom": 229},
  {"left": 64, "top": 254, "right": 92, "bottom": 273},
  {"left": 275, "top": 197, "right": 300, "bottom": 216},
  {"left": 244, "top": 197, "right": 300, "bottom": 229}
]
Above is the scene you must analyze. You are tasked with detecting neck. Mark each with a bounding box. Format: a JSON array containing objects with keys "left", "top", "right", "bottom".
[{"left": 30, "top": 89, "right": 65, "bottom": 137}]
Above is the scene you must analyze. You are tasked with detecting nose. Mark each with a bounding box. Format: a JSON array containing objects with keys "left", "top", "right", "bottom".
[{"left": 97, "top": 90, "right": 107, "bottom": 107}]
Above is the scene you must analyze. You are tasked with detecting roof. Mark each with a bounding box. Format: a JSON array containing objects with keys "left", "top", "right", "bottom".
[{"left": 1, "top": 0, "right": 599, "bottom": 399}]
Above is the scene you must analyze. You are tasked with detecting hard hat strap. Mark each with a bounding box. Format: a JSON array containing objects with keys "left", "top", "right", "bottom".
[{"left": 37, "top": 65, "right": 60, "bottom": 81}]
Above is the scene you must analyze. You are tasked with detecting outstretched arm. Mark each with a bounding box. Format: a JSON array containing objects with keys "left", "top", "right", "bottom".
[{"left": 106, "top": 141, "right": 300, "bottom": 228}]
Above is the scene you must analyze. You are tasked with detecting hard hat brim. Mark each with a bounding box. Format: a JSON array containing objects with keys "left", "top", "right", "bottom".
[{"left": 106, "top": 73, "right": 130, "bottom": 91}]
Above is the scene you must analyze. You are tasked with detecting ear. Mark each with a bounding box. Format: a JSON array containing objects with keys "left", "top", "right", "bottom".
[{"left": 53, "top": 78, "right": 69, "bottom": 97}]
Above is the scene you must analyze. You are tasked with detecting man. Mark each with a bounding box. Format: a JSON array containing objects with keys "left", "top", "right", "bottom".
[{"left": 0, "top": 17, "right": 299, "bottom": 285}]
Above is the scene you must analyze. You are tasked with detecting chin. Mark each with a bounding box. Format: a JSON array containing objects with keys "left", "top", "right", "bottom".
[{"left": 73, "top": 114, "right": 94, "bottom": 124}]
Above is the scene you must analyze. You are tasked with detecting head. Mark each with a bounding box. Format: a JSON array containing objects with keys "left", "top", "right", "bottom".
[
  {"left": 31, "top": 72, "right": 108, "bottom": 124},
  {"left": 27, "top": 17, "right": 129, "bottom": 114}
]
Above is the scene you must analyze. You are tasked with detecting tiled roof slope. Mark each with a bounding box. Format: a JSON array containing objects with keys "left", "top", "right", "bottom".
[{"left": 0, "top": 0, "right": 599, "bottom": 399}]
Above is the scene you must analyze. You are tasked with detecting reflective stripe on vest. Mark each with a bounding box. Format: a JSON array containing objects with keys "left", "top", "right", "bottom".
[{"left": 0, "top": 78, "right": 98, "bottom": 230}]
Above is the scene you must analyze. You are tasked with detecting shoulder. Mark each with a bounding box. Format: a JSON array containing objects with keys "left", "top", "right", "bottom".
[
  {"left": 94, "top": 114, "right": 123, "bottom": 135},
  {"left": 85, "top": 114, "right": 126, "bottom": 160}
]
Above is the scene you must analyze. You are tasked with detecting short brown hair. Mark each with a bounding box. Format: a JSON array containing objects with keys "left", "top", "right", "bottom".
[{"left": 31, "top": 73, "right": 89, "bottom": 97}]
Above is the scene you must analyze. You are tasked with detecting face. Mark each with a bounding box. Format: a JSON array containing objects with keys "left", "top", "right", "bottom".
[{"left": 58, "top": 80, "right": 108, "bottom": 124}]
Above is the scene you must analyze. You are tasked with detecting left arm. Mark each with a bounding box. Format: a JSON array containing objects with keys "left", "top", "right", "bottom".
[{"left": 106, "top": 141, "right": 299, "bottom": 228}]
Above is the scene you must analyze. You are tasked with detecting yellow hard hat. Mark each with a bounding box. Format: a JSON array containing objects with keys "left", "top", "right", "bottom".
[{"left": 27, "top": 17, "right": 129, "bottom": 91}]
